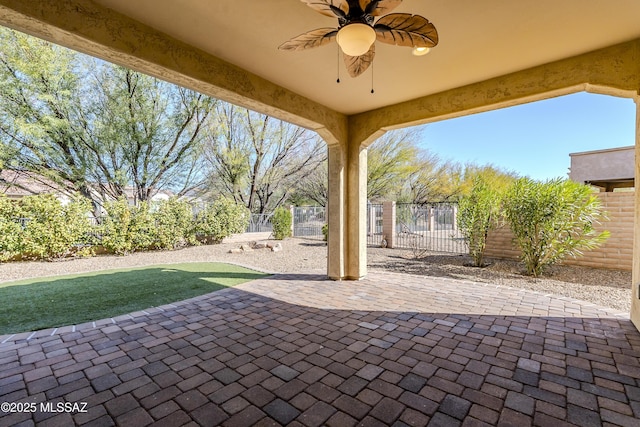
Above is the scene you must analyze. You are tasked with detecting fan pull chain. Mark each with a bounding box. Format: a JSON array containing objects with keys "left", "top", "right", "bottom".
[
  {"left": 371, "top": 63, "right": 375, "bottom": 94},
  {"left": 336, "top": 45, "right": 341, "bottom": 83}
]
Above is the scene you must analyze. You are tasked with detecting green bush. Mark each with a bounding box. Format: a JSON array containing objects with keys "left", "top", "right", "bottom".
[
  {"left": 100, "top": 198, "right": 139, "bottom": 255},
  {"left": 0, "top": 194, "right": 24, "bottom": 261},
  {"left": 457, "top": 176, "right": 503, "bottom": 267},
  {"left": 130, "top": 202, "right": 157, "bottom": 251},
  {"left": 503, "top": 178, "right": 610, "bottom": 277},
  {"left": 100, "top": 199, "right": 162, "bottom": 254},
  {"left": 322, "top": 223, "right": 328, "bottom": 242},
  {"left": 211, "top": 196, "right": 249, "bottom": 236},
  {"left": 194, "top": 197, "right": 249, "bottom": 243},
  {"left": 151, "top": 198, "right": 197, "bottom": 250},
  {"left": 0, "top": 193, "right": 250, "bottom": 260},
  {"left": 272, "top": 206, "right": 292, "bottom": 240},
  {"left": 18, "top": 194, "right": 93, "bottom": 260}
]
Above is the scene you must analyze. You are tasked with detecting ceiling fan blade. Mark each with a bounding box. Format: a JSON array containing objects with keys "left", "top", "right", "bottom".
[
  {"left": 279, "top": 28, "right": 338, "bottom": 51},
  {"left": 360, "top": 0, "right": 403, "bottom": 16},
  {"left": 301, "top": 0, "right": 349, "bottom": 18},
  {"left": 374, "top": 13, "right": 438, "bottom": 47},
  {"left": 343, "top": 43, "right": 375, "bottom": 77}
]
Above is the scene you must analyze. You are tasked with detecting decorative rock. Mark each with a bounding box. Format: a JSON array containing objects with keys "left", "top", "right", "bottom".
[
  {"left": 271, "top": 243, "right": 283, "bottom": 252},
  {"left": 228, "top": 248, "right": 243, "bottom": 254},
  {"left": 240, "top": 244, "right": 253, "bottom": 252}
]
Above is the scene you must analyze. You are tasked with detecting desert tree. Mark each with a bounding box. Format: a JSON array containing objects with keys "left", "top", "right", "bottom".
[
  {"left": 292, "top": 162, "right": 329, "bottom": 206},
  {"left": 89, "top": 63, "right": 216, "bottom": 204},
  {"left": 290, "top": 128, "right": 426, "bottom": 206},
  {"left": 204, "top": 103, "right": 326, "bottom": 213},
  {"left": 367, "top": 129, "right": 422, "bottom": 201},
  {"left": 0, "top": 27, "right": 215, "bottom": 210}
]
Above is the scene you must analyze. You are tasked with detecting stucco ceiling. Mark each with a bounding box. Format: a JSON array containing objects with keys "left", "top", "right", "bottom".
[{"left": 66, "top": 1, "right": 640, "bottom": 115}]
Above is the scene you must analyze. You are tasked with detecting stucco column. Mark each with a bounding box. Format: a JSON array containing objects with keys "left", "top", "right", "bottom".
[
  {"left": 383, "top": 201, "right": 396, "bottom": 248},
  {"left": 346, "top": 142, "right": 368, "bottom": 279},
  {"left": 326, "top": 138, "right": 368, "bottom": 280},
  {"left": 632, "top": 95, "right": 640, "bottom": 331},
  {"left": 327, "top": 144, "right": 345, "bottom": 280}
]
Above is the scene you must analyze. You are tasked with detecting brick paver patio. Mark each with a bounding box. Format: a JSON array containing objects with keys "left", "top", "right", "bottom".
[{"left": 1, "top": 271, "right": 639, "bottom": 426}]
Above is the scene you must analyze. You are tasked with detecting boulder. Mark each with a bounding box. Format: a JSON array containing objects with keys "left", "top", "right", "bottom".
[{"left": 252, "top": 242, "right": 268, "bottom": 249}]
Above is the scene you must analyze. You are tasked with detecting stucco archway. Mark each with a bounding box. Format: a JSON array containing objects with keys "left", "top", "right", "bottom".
[{"left": 1, "top": 0, "right": 639, "bottom": 330}]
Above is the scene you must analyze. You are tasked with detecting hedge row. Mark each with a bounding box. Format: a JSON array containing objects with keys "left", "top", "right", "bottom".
[{"left": 0, "top": 194, "right": 249, "bottom": 261}]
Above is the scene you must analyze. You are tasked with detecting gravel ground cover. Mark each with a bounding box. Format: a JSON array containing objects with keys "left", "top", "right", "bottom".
[{"left": 0, "top": 237, "right": 632, "bottom": 313}]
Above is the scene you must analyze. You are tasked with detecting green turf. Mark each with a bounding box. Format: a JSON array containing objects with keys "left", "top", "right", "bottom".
[{"left": 0, "top": 262, "right": 268, "bottom": 335}]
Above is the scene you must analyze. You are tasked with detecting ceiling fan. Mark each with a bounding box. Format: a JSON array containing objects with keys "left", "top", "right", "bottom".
[{"left": 279, "top": 0, "right": 438, "bottom": 78}]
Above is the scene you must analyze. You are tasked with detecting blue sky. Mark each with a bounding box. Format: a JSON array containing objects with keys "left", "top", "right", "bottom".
[{"left": 416, "top": 92, "right": 636, "bottom": 181}]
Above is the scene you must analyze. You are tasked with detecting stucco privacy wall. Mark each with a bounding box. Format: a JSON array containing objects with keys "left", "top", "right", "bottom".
[{"left": 485, "top": 191, "right": 634, "bottom": 271}]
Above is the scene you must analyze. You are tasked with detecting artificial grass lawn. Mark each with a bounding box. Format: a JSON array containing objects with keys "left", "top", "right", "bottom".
[{"left": 0, "top": 262, "right": 268, "bottom": 335}]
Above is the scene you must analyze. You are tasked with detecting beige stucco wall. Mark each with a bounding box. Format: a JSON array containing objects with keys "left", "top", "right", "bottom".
[
  {"left": 569, "top": 146, "right": 635, "bottom": 184},
  {"left": 485, "top": 191, "right": 634, "bottom": 271}
]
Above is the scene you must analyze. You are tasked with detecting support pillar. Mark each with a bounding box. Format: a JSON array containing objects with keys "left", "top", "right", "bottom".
[
  {"left": 289, "top": 205, "right": 295, "bottom": 237},
  {"left": 452, "top": 205, "right": 458, "bottom": 231},
  {"left": 326, "top": 140, "right": 368, "bottom": 280},
  {"left": 368, "top": 203, "right": 376, "bottom": 237},
  {"left": 428, "top": 207, "right": 435, "bottom": 231},
  {"left": 383, "top": 201, "right": 396, "bottom": 248},
  {"left": 327, "top": 144, "right": 345, "bottom": 280},
  {"left": 631, "top": 94, "right": 640, "bottom": 331},
  {"left": 346, "top": 141, "right": 368, "bottom": 279}
]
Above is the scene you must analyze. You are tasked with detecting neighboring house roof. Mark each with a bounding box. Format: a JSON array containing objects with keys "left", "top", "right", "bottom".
[
  {"left": 121, "top": 187, "right": 175, "bottom": 202},
  {"left": 0, "top": 170, "right": 67, "bottom": 198},
  {"left": 569, "top": 146, "right": 634, "bottom": 191},
  {"left": 0, "top": 169, "right": 177, "bottom": 202}
]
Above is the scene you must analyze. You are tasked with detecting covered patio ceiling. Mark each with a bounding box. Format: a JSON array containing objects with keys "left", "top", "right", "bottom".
[
  {"left": 83, "top": 0, "right": 640, "bottom": 116},
  {"left": 1, "top": 0, "right": 640, "bottom": 330},
  {"left": 1, "top": 0, "right": 639, "bottom": 132}
]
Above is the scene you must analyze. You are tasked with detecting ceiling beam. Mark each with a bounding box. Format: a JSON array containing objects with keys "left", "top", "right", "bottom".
[
  {"left": 350, "top": 38, "right": 640, "bottom": 146},
  {"left": 0, "top": 0, "right": 348, "bottom": 145}
]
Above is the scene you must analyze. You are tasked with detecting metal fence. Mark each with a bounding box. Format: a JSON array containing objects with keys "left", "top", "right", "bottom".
[
  {"left": 254, "top": 203, "right": 467, "bottom": 254},
  {"left": 288, "top": 204, "right": 385, "bottom": 243},
  {"left": 247, "top": 214, "right": 273, "bottom": 233},
  {"left": 395, "top": 203, "right": 466, "bottom": 253},
  {"left": 367, "top": 203, "right": 384, "bottom": 246},
  {"left": 292, "top": 206, "right": 325, "bottom": 239}
]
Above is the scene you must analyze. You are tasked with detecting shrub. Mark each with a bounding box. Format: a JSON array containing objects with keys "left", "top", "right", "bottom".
[
  {"left": 18, "top": 194, "right": 93, "bottom": 260},
  {"left": 194, "top": 197, "right": 249, "bottom": 243},
  {"left": 100, "top": 198, "right": 157, "bottom": 254},
  {"left": 0, "top": 194, "right": 24, "bottom": 261},
  {"left": 212, "top": 196, "right": 250, "bottom": 237},
  {"left": 130, "top": 202, "right": 157, "bottom": 251},
  {"left": 322, "top": 223, "right": 328, "bottom": 242},
  {"left": 503, "top": 178, "right": 610, "bottom": 277},
  {"left": 151, "top": 198, "right": 197, "bottom": 250},
  {"left": 272, "top": 206, "right": 292, "bottom": 240},
  {"left": 457, "top": 176, "right": 504, "bottom": 267},
  {"left": 100, "top": 198, "right": 134, "bottom": 255}
]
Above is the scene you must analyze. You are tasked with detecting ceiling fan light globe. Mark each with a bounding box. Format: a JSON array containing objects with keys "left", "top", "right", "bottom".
[
  {"left": 336, "top": 23, "right": 376, "bottom": 56},
  {"left": 412, "top": 46, "right": 430, "bottom": 56}
]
